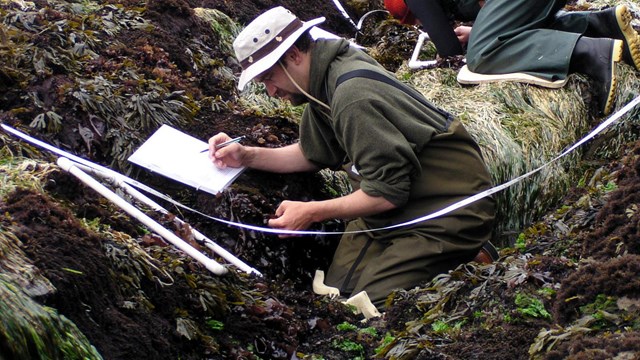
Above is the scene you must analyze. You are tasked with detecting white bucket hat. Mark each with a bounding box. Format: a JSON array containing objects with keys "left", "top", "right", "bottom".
[{"left": 233, "top": 6, "right": 325, "bottom": 90}]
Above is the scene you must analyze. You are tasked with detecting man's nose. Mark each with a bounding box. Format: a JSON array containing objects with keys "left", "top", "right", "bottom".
[{"left": 265, "top": 83, "right": 277, "bottom": 97}]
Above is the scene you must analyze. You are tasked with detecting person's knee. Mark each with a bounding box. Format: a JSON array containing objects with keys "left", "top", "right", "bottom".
[{"left": 465, "top": 52, "right": 482, "bottom": 72}]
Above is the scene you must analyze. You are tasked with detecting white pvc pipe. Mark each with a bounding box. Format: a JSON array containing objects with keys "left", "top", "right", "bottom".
[
  {"left": 73, "top": 162, "right": 261, "bottom": 276},
  {"left": 356, "top": 10, "right": 388, "bottom": 30},
  {"left": 408, "top": 32, "right": 438, "bottom": 69},
  {"left": 0, "top": 125, "right": 257, "bottom": 275},
  {"left": 57, "top": 157, "right": 228, "bottom": 275},
  {"left": 116, "top": 179, "right": 262, "bottom": 276}
]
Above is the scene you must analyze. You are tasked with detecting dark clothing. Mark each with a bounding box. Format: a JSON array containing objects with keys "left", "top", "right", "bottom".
[
  {"left": 406, "top": 0, "right": 466, "bottom": 56},
  {"left": 440, "top": 0, "right": 481, "bottom": 21},
  {"left": 300, "top": 38, "right": 495, "bottom": 307},
  {"left": 408, "top": 0, "right": 609, "bottom": 81},
  {"left": 466, "top": 0, "right": 578, "bottom": 81}
]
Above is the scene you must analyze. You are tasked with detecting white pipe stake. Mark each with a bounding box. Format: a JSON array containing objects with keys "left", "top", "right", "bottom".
[
  {"left": 57, "top": 157, "right": 227, "bottom": 275},
  {"left": 114, "top": 175, "right": 262, "bottom": 276},
  {"left": 0, "top": 125, "right": 258, "bottom": 275},
  {"left": 408, "top": 32, "right": 438, "bottom": 69},
  {"left": 65, "top": 160, "right": 260, "bottom": 275}
]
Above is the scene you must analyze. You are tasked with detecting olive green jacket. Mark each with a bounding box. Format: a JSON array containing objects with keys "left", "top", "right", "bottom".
[{"left": 299, "top": 39, "right": 495, "bottom": 239}]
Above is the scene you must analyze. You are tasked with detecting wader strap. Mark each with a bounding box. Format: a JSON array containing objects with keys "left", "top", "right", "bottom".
[
  {"left": 340, "top": 237, "right": 375, "bottom": 294},
  {"left": 335, "top": 69, "right": 454, "bottom": 132}
]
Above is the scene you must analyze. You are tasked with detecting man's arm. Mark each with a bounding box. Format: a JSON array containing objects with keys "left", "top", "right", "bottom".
[
  {"left": 208, "top": 133, "right": 319, "bottom": 173},
  {"left": 268, "top": 189, "right": 397, "bottom": 237}
]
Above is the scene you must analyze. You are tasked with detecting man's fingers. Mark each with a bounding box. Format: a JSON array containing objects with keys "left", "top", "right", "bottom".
[
  {"left": 267, "top": 216, "right": 282, "bottom": 228},
  {"left": 213, "top": 159, "right": 227, "bottom": 169}
]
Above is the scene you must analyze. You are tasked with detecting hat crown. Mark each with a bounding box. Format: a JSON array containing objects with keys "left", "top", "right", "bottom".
[
  {"left": 232, "top": 6, "right": 325, "bottom": 90},
  {"left": 233, "top": 7, "right": 297, "bottom": 65}
]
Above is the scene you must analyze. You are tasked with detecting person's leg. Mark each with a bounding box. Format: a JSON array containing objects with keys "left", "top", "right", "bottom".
[
  {"left": 570, "top": 37, "right": 623, "bottom": 115},
  {"left": 551, "top": 7, "right": 628, "bottom": 115},
  {"left": 552, "top": 5, "right": 640, "bottom": 70},
  {"left": 467, "top": 0, "right": 576, "bottom": 80},
  {"left": 467, "top": 0, "right": 623, "bottom": 115},
  {"left": 324, "top": 219, "right": 386, "bottom": 297},
  {"left": 349, "top": 232, "right": 479, "bottom": 309},
  {"left": 405, "top": 0, "right": 463, "bottom": 56}
]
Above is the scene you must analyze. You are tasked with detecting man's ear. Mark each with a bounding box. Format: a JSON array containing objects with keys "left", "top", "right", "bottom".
[{"left": 284, "top": 46, "right": 303, "bottom": 65}]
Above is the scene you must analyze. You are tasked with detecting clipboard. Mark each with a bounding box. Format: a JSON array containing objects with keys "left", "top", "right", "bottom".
[{"left": 128, "top": 125, "right": 245, "bottom": 195}]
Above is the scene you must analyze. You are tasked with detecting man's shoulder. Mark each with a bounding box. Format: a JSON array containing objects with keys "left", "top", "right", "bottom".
[{"left": 331, "top": 66, "right": 407, "bottom": 104}]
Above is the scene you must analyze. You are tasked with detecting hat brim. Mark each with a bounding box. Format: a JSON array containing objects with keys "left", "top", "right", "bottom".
[{"left": 237, "top": 16, "right": 325, "bottom": 90}]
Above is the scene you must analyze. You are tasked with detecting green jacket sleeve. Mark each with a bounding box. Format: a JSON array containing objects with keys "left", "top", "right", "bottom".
[{"left": 330, "top": 97, "right": 420, "bottom": 206}]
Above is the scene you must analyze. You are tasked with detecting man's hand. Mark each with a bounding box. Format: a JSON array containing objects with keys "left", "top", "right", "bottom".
[
  {"left": 207, "top": 137, "right": 318, "bottom": 173},
  {"left": 268, "top": 200, "right": 318, "bottom": 238},
  {"left": 454, "top": 26, "right": 472, "bottom": 45},
  {"left": 207, "top": 133, "right": 246, "bottom": 169},
  {"left": 266, "top": 190, "right": 397, "bottom": 238}
]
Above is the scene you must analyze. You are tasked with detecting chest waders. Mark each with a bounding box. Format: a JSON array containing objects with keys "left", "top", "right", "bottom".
[{"left": 333, "top": 69, "right": 455, "bottom": 295}]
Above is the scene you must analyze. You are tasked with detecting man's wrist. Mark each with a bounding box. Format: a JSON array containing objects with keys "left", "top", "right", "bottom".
[{"left": 242, "top": 146, "right": 257, "bottom": 168}]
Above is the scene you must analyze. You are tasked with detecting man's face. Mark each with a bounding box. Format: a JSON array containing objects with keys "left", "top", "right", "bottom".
[{"left": 255, "top": 62, "right": 308, "bottom": 106}]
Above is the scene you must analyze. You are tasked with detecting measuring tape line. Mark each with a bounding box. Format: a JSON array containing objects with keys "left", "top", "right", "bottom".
[{"left": 2, "top": 95, "right": 639, "bottom": 236}]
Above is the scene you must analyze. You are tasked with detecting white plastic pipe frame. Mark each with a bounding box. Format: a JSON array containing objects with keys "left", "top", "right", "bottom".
[
  {"left": 70, "top": 161, "right": 262, "bottom": 276},
  {"left": 117, "top": 179, "right": 263, "bottom": 276},
  {"left": 0, "top": 124, "right": 257, "bottom": 275},
  {"left": 409, "top": 32, "right": 438, "bottom": 69},
  {"left": 57, "top": 157, "right": 228, "bottom": 276}
]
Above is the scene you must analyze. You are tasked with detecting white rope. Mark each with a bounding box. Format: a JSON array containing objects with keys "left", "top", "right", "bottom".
[
  {"left": 3, "top": 95, "right": 640, "bottom": 237},
  {"left": 127, "top": 95, "right": 640, "bottom": 235},
  {"left": 70, "top": 161, "right": 262, "bottom": 275},
  {"left": 0, "top": 123, "right": 261, "bottom": 273},
  {"left": 57, "top": 157, "right": 228, "bottom": 275}
]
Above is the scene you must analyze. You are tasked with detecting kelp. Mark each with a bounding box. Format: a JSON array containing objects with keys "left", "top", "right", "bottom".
[
  {"left": 0, "top": 157, "right": 58, "bottom": 198},
  {"left": 0, "top": 205, "right": 55, "bottom": 298},
  {"left": 0, "top": 191, "right": 102, "bottom": 360},
  {"left": 0, "top": 276, "right": 103, "bottom": 360},
  {"left": 0, "top": 155, "right": 270, "bottom": 357},
  {"left": 192, "top": 8, "right": 241, "bottom": 56},
  {"left": 2, "top": 0, "right": 640, "bottom": 358},
  {"left": 403, "top": 64, "right": 640, "bottom": 247},
  {"left": 379, "top": 254, "right": 559, "bottom": 357},
  {"left": 0, "top": 0, "right": 208, "bottom": 172}
]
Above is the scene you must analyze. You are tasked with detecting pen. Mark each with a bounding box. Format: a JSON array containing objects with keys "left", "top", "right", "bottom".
[{"left": 201, "top": 136, "right": 245, "bottom": 153}]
